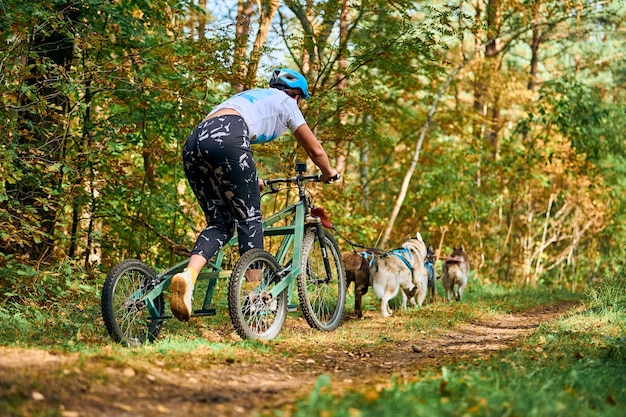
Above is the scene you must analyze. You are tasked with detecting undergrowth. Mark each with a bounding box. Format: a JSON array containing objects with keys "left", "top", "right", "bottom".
[{"left": 0, "top": 258, "right": 582, "bottom": 353}]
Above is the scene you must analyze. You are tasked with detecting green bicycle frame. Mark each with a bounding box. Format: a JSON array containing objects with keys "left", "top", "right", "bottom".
[{"left": 140, "top": 195, "right": 308, "bottom": 320}]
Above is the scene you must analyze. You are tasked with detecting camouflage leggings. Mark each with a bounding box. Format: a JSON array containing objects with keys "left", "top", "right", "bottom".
[{"left": 182, "top": 115, "right": 263, "bottom": 261}]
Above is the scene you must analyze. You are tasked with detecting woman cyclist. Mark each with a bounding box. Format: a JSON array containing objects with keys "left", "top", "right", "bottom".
[{"left": 170, "top": 68, "right": 340, "bottom": 322}]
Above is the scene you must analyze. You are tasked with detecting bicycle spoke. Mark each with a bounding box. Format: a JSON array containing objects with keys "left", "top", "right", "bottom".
[
  {"left": 228, "top": 249, "right": 288, "bottom": 340},
  {"left": 298, "top": 229, "right": 346, "bottom": 331},
  {"left": 102, "top": 260, "right": 164, "bottom": 346}
]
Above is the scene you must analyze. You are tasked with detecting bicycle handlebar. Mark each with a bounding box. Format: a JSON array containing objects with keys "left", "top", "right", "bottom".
[
  {"left": 264, "top": 174, "right": 321, "bottom": 188},
  {"left": 262, "top": 170, "right": 340, "bottom": 198},
  {"left": 264, "top": 172, "right": 340, "bottom": 188}
]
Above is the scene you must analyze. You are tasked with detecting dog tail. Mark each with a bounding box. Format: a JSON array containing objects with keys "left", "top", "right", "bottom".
[{"left": 370, "top": 262, "right": 384, "bottom": 299}]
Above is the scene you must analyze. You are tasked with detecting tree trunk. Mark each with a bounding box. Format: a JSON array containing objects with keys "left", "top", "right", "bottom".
[
  {"left": 334, "top": 0, "right": 350, "bottom": 175},
  {"left": 232, "top": 1, "right": 280, "bottom": 91},
  {"left": 527, "top": 1, "right": 540, "bottom": 91},
  {"left": 484, "top": 0, "right": 502, "bottom": 156},
  {"left": 234, "top": 1, "right": 254, "bottom": 92},
  {"left": 246, "top": 0, "right": 280, "bottom": 87}
]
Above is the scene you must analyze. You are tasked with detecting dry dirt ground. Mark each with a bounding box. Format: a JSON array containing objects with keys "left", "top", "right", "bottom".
[{"left": 0, "top": 300, "right": 580, "bottom": 417}]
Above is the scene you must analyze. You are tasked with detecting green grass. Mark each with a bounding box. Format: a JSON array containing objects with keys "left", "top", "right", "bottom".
[{"left": 268, "top": 270, "right": 626, "bottom": 417}]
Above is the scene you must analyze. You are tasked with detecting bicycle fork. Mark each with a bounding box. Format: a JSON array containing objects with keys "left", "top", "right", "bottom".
[{"left": 307, "top": 216, "right": 333, "bottom": 283}]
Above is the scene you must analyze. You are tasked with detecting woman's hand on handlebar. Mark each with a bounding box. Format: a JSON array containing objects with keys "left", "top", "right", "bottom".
[{"left": 321, "top": 169, "right": 341, "bottom": 184}]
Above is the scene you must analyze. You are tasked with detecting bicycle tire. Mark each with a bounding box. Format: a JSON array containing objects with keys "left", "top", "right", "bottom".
[
  {"left": 101, "top": 259, "right": 164, "bottom": 346},
  {"left": 228, "top": 249, "right": 288, "bottom": 340},
  {"left": 298, "top": 228, "right": 347, "bottom": 331}
]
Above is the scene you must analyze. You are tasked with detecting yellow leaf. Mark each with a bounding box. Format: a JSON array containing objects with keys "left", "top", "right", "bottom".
[
  {"left": 363, "top": 389, "right": 380, "bottom": 402},
  {"left": 348, "top": 407, "right": 362, "bottom": 417}
]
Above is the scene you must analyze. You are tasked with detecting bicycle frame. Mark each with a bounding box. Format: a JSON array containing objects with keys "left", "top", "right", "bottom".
[
  {"left": 101, "top": 164, "right": 346, "bottom": 344},
  {"left": 140, "top": 174, "right": 316, "bottom": 321}
]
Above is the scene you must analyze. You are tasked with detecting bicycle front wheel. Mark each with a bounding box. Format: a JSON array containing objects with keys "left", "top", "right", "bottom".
[
  {"left": 101, "top": 259, "right": 164, "bottom": 346},
  {"left": 298, "top": 228, "right": 346, "bottom": 331},
  {"left": 228, "top": 249, "right": 289, "bottom": 340}
]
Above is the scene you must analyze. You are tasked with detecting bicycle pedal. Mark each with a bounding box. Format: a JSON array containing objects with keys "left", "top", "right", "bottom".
[
  {"left": 156, "top": 310, "right": 216, "bottom": 319},
  {"left": 193, "top": 309, "right": 216, "bottom": 317}
]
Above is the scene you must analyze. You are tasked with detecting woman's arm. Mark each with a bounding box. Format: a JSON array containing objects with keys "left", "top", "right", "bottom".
[{"left": 293, "top": 123, "right": 339, "bottom": 183}]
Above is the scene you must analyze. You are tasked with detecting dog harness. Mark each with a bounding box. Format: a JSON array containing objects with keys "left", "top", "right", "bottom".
[
  {"left": 390, "top": 246, "right": 420, "bottom": 298},
  {"left": 358, "top": 251, "right": 376, "bottom": 267},
  {"left": 424, "top": 261, "right": 435, "bottom": 279},
  {"left": 389, "top": 245, "right": 414, "bottom": 274}
]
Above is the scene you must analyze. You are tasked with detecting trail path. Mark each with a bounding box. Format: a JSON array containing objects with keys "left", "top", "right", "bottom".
[{"left": 0, "top": 301, "right": 580, "bottom": 417}]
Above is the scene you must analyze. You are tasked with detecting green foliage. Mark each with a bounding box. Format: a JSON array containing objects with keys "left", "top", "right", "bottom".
[
  {"left": 1, "top": 0, "right": 625, "bottom": 296},
  {"left": 0, "top": 0, "right": 228, "bottom": 273},
  {"left": 0, "top": 256, "right": 102, "bottom": 348},
  {"left": 589, "top": 267, "right": 626, "bottom": 313}
]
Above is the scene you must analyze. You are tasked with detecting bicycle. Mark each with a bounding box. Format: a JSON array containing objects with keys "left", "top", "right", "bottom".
[{"left": 101, "top": 163, "right": 346, "bottom": 345}]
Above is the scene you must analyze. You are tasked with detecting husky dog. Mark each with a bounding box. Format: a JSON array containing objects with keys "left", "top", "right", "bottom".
[
  {"left": 424, "top": 245, "right": 437, "bottom": 302},
  {"left": 342, "top": 250, "right": 378, "bottom": 319},
  {"left": 441, "top": 246, "right": 470, "bottom": 302},
  {"left": 370, "top": 233, "right": 428, "bottom": 317}
]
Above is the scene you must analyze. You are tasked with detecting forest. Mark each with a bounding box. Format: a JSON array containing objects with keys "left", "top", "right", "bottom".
[{"left": 1, "top": 0, "right": 625, "bottom": 295}]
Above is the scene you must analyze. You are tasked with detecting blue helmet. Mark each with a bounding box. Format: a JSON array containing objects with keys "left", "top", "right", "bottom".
[{"left": 269, "top": 68, "right": 310, "bottom": 99}]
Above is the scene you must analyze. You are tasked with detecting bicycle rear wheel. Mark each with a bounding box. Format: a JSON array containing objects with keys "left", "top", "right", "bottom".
[
  {"left": 298, "top": 228, "right": 346, "bottom": 331},
  {"left": 228, "top": 249, "right": 288, "bottom": 340},
  {"left": 101, "top": 259, "right": 164, "bottom": 346}
]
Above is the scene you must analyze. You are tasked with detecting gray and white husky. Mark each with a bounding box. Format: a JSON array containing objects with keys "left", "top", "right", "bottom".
[{"left": 370, "top": 233, "right": 428, "bottom": 317}]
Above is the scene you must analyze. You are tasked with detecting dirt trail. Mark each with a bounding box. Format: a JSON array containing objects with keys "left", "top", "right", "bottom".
[{"left": 0, "top": 301, "right": 580, "bottom": 417}]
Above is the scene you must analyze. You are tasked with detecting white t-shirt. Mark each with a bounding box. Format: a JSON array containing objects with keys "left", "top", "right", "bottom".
[{"left": 208, "top": 88, "right": 307, "bottom": 144}]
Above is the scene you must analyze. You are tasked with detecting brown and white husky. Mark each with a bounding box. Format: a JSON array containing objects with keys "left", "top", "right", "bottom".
[{"left": 441, "top": 246, "right": 470, "bottom": 302}]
